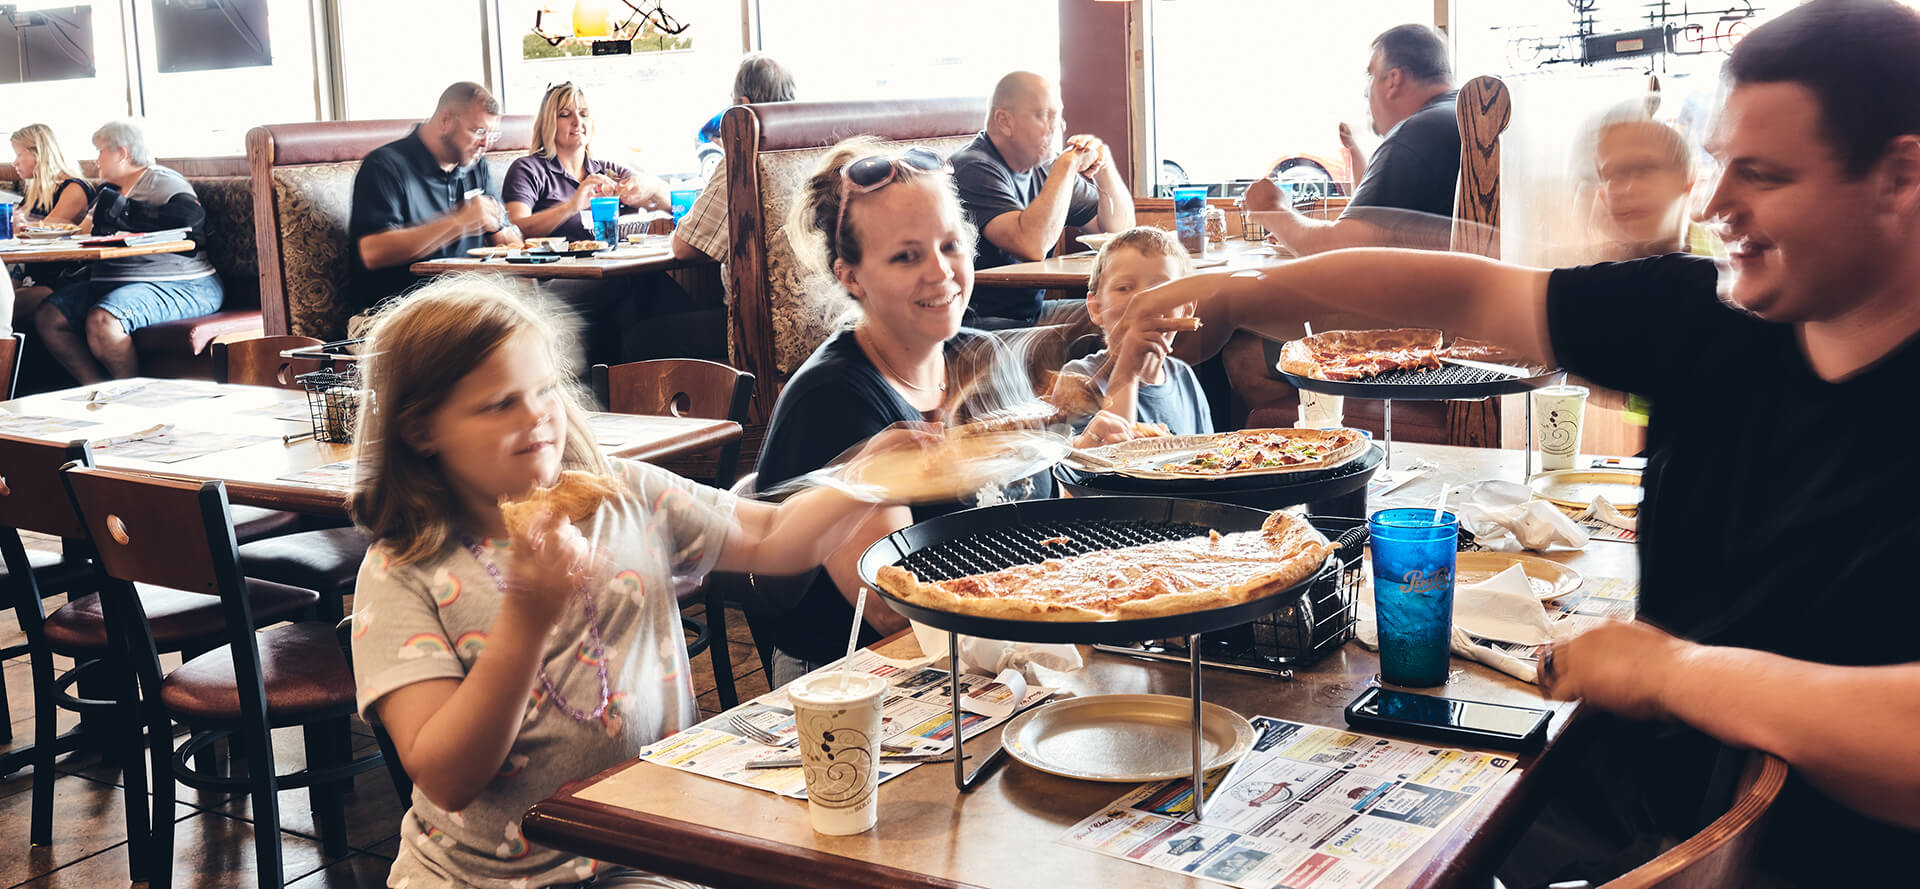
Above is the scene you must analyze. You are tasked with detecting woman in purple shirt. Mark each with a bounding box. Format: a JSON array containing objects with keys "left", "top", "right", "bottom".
[{"left": 501, "top": 83, "right": 669, "bottom": 241}]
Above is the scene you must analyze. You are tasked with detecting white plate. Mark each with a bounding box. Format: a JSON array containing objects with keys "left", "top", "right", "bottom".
[
  {"left": 1001, "top": 694, "right": 1255, "bottom": 782},
  {"left": 1075, "top": 232, "right": 1117, "bottom": 252},
  {"left": 1528, "top": 468, "right": 1643, "bottom": 511},
  {"left": 1455, "top": 551, "right": 1583, "bottom": 601}
]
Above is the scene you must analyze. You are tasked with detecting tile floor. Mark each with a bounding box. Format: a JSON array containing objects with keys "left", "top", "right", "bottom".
[{"left": 1, "top": 530, "right": 773, "bottom": 889}]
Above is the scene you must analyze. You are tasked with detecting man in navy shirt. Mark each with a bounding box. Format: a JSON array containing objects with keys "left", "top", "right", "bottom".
[
  {"left": 1129, "top": 3, "right": 1920, "bottom": 883},
  {"left": 347, "top": 82, "right": 522, "bottom": 332},
  {"left": 951, "top": 71, "right": 1135, "bottom": 329},
  {"left": 1244, "top": 24, "right": 1459, "bottom": 255}
]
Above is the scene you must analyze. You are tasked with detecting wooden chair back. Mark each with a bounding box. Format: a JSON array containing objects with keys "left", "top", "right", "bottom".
[
  {"left": 211, "top": 335, "right": 327, "bottom": 389},
  {"left": 1599, "top": 750, "right": 1790, "bottom": 889},
  {"left": 592, "top": 359, "right": 754, "bottom": 487},
  {"left": 719, "top": 97, "right": 987, "bottom": 419},
  {"left": 0, "top": 435, "right": 92, "bottom": 539},
  {"left": 1, "top": 332, "right": 22, "bottom": 400},
  {"left": 1439, "top": 75, "right": 1514, "bottom": 448},
  {"left": 62, "top": 467, "right": 232, "bottom": 598}
]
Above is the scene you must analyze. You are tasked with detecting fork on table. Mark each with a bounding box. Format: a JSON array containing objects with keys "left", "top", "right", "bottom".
[{"left": 728, "top": 713, "right": 797, "bottom": 748}]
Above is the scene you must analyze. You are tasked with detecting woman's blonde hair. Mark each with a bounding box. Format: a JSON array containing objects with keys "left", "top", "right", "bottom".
[
  {"left": 349, "top": 274, "right": 607, "bottom": 566},
  {"left": 1086, "top": 226, "right": 1196, "bottom": 297},
  {"left": 786, "top": 136, "right": 975, "bottom": 281},
  {"left": 9, "top": 124, "right": 85, "bottom": 217},
  {"left": 530, "top": 83, "right": 591, "bottom": 159}
]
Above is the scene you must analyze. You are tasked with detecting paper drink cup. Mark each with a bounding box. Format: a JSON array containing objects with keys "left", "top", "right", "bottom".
[{"left": 787, "top": 671, "right": 887, "bottom": 835}]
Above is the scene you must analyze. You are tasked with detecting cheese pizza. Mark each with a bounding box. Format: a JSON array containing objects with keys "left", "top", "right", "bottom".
[{"left": 874, "top": 511, "right": 1335, "bottom": 621}]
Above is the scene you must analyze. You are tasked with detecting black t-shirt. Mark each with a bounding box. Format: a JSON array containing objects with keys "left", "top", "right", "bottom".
[
  {"left": 1548, "top": 254, "right": 1920, "bottom": 665},
  {"left": 347, "top": 126, "right": 494, "bottom": 316},
  {"left": 1342, "top": 90, "right": 1460, "bottom": 224},
  {"left": 755, "top": 327, "right": 1052, "bottom": 663},
  {"left": 950, "top": 132, "right": 1099, "bottom": 326},
  {"left": 1548, "top": 255, "right": 1920, "bottom": 885}
]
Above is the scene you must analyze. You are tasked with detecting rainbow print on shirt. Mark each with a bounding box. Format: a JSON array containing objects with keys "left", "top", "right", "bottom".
[
  {"left": 430, "top": 568, "right": 461, "bottom": 608},
  {"left": 455, "top": 631, "right": 487, "bottom": 659},
  {"left": 398, "top": 634, "right": 450, "bottom": 660},
  {"left": 609, "top": 569, "right": 643, "bottom": 602}
]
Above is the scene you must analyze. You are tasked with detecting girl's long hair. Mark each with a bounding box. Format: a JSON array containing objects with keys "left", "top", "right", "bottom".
[
  {"left": 9, "top": 124, "right": 85, "bottom": 217},
  {"left": 349, "top": 274, "right": 607, "bottom": 566}
]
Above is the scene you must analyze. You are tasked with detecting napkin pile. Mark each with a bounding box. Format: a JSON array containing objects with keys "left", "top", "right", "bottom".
[
  {"left": 1450, "top": 480, "right": 1589, "bottom": 552},
  {"left": 1356, "top": 564, "right": 1571, "bottom": 684}
]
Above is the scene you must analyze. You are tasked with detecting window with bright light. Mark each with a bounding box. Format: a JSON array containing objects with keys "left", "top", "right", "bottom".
[
  {"left": 0, "top": 2, "right": 131, "bottom": 158},
  {"left": 337, "top": 0, "right": 489, "bottom": 122},
  {"left": 1146, "top": 0, "right": 1432, "bottom": 197},
  {"left": 134, "top": 0, "right": 321, "bottom": 156},
  {"left": 755, "top": 0, "right": 1059, "bottom": 111},
  {"left": 497, "top": 0, "right": 744, "bottom": 179}
]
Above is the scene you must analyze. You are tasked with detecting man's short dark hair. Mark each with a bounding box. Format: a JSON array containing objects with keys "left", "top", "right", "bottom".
[
  {"left": 1372, "top": 24, "right": 1451, "bottom": 85},
  {"left": 436, "top": 81, "right": 500, "bottom": 116},
  {"left": 1727, "top": 0, "right": 1920, "bottom": 178},
  {"left": 733, "top": 53, "right": 795, "bottom": 104}
]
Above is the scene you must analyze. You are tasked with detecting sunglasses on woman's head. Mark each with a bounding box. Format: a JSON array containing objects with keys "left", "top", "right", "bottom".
[{"left": 834, "top": 148, "right": 953, "bottom": 257}]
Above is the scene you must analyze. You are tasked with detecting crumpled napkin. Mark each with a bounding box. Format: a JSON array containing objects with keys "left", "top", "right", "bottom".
[
  {"left": 1450, "top": 480, "right": 1589, "bottom": 552},
  {"left": 1576, "top": 495, "right": 1638, "bottom": 532},
  {"left": 908, "top": 621, "right": 1083, "bottom": 717},
  {"left": 1356, "top": 564, "right": 1566, "bottom": 684}
]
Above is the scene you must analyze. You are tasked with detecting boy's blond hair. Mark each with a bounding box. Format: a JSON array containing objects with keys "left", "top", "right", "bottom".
[
  {"left": 349, "top": 274, "right": 608, "bottom": 566},
  {"left": 1086, "top": 226, "right": 1196, "bottom": 324}
]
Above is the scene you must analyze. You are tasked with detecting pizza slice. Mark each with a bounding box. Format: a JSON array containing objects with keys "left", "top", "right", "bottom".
[{"left": 499, "top": 470, "right": 625, "bottom": 539}]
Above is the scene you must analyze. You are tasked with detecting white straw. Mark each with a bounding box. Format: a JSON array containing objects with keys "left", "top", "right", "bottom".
[
  {"left": 840, "top": 586, "right": 869, "bottom": 691},
  {"left": 1433, "top": 486, "right": 1449, "bottom": 527},
  {"left": 1303, "top": 321, "right": 1314, "bottom": 337}
]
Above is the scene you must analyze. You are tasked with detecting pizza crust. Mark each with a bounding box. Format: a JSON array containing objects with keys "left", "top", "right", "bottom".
[
  {"left": 498, "top": 470, "right": 625, "bottom": 539},
  {"left": 1280, "top": 328, "right": 1445, "bottom": 380},
  {"left": 1153, "top": 428, "right": 1366, "bottom": 478},
  {"left": 874, "top": 510, "right": 1336, "bottom": 622}
]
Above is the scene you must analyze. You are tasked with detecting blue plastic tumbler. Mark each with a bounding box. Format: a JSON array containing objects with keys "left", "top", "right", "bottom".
[
  {"left": 669, "top": 188, "right": 699, "bottom": 226},
  {"left": 589, "top": 196, "right": 619, "bottom": 244},
  {"left": 0, "top": 200, "right": 14, "bottom": 240},
  {"left": 1172, "top": 186, "right": 1208, "bottom": 254},
  {"left": 1368, "top": 508, "right": 1459, "bottom": 687}
]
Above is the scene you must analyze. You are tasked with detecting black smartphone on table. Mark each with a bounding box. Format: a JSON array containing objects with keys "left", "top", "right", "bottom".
[
  {"left": 1343, "top": 687, "right": 1552, "bottom": 752},
  {"left": 505, "top": 254, "right": 561, "bottom": 264}
]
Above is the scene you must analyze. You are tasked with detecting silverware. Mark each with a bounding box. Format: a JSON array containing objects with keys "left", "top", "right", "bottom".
[
  {"left": 283, "top": 430, "right": 316, "bottom": 445},
  {"left": 744, "top": 752, "right": 969, "bottom": 770},
  {"left": 728, "top": 713, "right": 797, "bottom": 748}
]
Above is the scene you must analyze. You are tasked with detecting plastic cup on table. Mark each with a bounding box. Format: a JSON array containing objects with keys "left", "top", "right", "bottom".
[
  {"left": 669, "top": 188, "right": 699, "bottom": 226},
  {"left": 786, "top": 671, "right": 887, "bottom": 835},
  {"left": 589, "top": 196, "right": 620, "bottom": 244},
  {"left": 1172, "top": 186, "right": 1208, "bottom": 254},
  {"left": 0, "top": 200, "right": 14, "bottom": 240},
  {"left": 1368, "top": 507, "right": 1459, "bottom": 687}
]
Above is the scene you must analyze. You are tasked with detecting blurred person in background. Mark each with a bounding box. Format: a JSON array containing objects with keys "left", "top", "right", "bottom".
[
  {"left": 671, "top": 52, "right": 798, "bottom": 264},
  {"left": 36, "top": 121, "right": 223, "bottom": 382},
  {"left": 347, "top": 81, "right": 521, "bottom": 335},
  {"left": 952, "top": 70, "right": 1133, "bottom": 330},
  {"left": 503, "top": 82, "right": 669, "bottom": 241},
  {"left": 8, "top": 124, "right": 94, "bottom": 329}
]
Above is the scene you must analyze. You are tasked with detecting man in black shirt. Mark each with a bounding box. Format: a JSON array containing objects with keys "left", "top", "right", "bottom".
[
  {"left": 1245, "top": 24, "right": 1459, "bottom": 255},
  {"left": 346, "top": 82, "right": 522, "bottom": 333},
  {"left": 951, "top": 71, "right": 1135, "bottom": 328},
  {"left": 1125, "top": 2, "right": 1920, "bottom": 883}
]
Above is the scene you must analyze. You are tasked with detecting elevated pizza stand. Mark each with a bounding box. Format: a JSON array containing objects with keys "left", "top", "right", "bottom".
[
  {"left": 1054, "top": 441, "right": 1384, "bottom": 517},
  {"left": 1279, "top": 365, "right": 1565, "bottom": 477},
  {"left": 857, "top": 497, "right": 1336, "bottom": 816}
]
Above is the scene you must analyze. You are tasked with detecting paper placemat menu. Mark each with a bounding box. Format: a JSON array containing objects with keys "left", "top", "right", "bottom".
[{"left": 1058, "top": 716, "right": 1517, "bottom": 889}]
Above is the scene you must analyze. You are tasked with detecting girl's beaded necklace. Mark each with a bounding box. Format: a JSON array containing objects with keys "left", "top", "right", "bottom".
[{"left": 461, "top": 535, "right": 611, "bottom": 722}]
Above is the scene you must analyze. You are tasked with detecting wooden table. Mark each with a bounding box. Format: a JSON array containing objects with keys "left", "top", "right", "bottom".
[
  {"left": 0, "top": 378, "right": 742, "bottom": 516},
  {"left": 973, "top": 238, "right": 1288, "bottom": 294},
  {"left": 0, "top": 238, "right": 197, "bottom": 264},
  {"left": 522, "top": 443, "right": 1638, "bottom": 889},
  {"left": 408, "top": 236, "right": 713, "bottom": 280}
]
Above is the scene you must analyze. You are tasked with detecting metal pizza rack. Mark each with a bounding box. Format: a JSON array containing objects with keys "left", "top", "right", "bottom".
[
  {"left": 857, "top": 496, "right": 1336, "bottom": 816},
  {"left": 1054, "top": 441, "right": 1385, "bottom": 517},
  {"left": 1279, "top": 364, "right": 1566, "bottom": 477}
]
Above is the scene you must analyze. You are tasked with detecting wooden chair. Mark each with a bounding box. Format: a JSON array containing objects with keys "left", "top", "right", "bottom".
[
  {"left": 591, "top": 358, "right": 755, "bottom": 708},
  {"left": 1, "top": 435, "right": 319, "bottom": 881},
  {"left": 1, "top": 332, "right": 22, "bottom": 399},
  {"left": 60, "top": 464, "right": 383, "bottom": 889},
  {"left": 210, "top": 334, "right": 326, "bottom": 389},
  {"left": 1444, "top": 75, "right": 1514, "bottom": 447},
  {"left": 591, "top": 358, "right": 754, "bottom": 488},
  {"left": 1565, "top": 749, "right": 1790, "bottom": 889}
]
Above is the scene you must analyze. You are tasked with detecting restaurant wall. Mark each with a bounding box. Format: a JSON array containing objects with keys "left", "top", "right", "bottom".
[{"left": 1059, "top": 0, "right": 1133, "bottom": 194}]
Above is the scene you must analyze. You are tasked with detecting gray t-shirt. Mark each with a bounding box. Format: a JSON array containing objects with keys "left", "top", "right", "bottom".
[
  {"left": 92, "top": 164, "right": 219, "bottom": 283},
  {"left": 351, "top": 459, "right": 735, "bottom": 889},
  {"left": 1063, "top": 350, "right": 1213, "bottom": 436}
]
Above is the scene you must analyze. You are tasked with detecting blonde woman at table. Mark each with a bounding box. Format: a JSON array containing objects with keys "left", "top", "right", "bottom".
[
  {"left": 501, "top": 83, "right": 670, "bottom": 242},
  {"left": 347, "top": 274, "right": 919, "bottom": 889},
  {"left": 8, "top": 124, "right": 95, "bottom": 328}
]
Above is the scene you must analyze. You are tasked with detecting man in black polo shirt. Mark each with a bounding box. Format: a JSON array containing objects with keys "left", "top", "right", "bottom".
[
  {"left": 346, "top": 81, "right": 521, "bottom": 332},
  {"left": 1128, "top": 2, "right": 1920, "bottom": 882},
  {"left": 951, "top": 70, "right": 1135, "bottom": 329},
  {"left": 1245, "top": 24, "right": 1459, "bottom": 255}
]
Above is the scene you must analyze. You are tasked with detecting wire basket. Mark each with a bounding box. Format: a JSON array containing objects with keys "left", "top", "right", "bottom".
[
  {"left": 1239, "top": 204, "right": 1269, "bottom": 241},
  {"left": 1093, "top": 516, "right": 1366, "bottom": 676},
  {"left": 298, "top": 367, "right": 363, "bottom": 444}
]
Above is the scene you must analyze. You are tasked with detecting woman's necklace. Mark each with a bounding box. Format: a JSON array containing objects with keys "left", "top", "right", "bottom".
[
  {"left": 857, "top": 326, "right": 946, "bottom": 393},
  {"left": 461, "top": 536, "right": 611, "bottom": 722}
]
